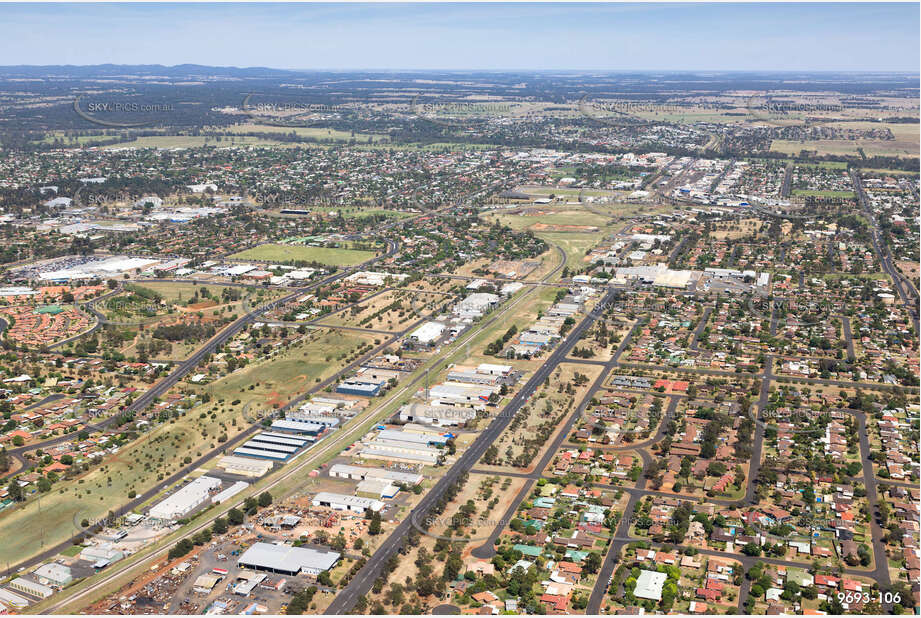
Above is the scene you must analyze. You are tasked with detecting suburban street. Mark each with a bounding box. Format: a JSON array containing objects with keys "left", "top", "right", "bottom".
[{"left": 327, "top": 287, "right": 619, "bottom": 614}]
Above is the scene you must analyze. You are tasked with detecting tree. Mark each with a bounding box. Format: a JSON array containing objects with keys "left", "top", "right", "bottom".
[
  {"left": 258, "top": 491, "right": 273, "bottom": 507},
  {"left": 212, "top": 517, "right": 228, "bottom": 534},
  {"left": 369, "top": 511, "right": 382, "bottom": 535},
  {"left": 387, "top": 583, "right": 405, "bottom": 606},
  {"left": 227, "top": 507, "right": 244, "bottom": 526},
  {"left": 584, "top": 552, "right": 602, "bottom": 574},
  {"left": 7, "top": 478, "right": 22, "bottom": 501},
  {"left": 168, "top": 538, "right": 194, "bottom": 560},
  {"left": 741, "top": 543, "right": 761, "bottom": 557},
  {"left": 443, "top": 553, "right": 462, "bottom": 581}
]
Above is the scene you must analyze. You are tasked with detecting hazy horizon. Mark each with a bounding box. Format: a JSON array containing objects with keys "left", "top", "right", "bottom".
[
  {"left": 0, "top": 3, "right": 918, "bottom": 72},
  {"left": 0, "top": 64, "right": 919, "bottom": 75}
]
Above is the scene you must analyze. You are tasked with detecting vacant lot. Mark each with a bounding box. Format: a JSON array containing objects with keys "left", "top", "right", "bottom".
[
  {"left": 102, "top": 135, "right": 290, "bottom": 149},
  {"left": 0, "top": 326, "right": 376, "bottom": 566},
  {"left": 771, "top": 134, "right": 919, "bottom": 158},
  {"left": 534, "top": 230, "right": 607, "bottom": 270},
  {"left": 199, "top": 328, "right": 376, "bottom": 405},
  {"left": 483, "top": 208, "right": 611, "bottom": 231},
  {"left": 791, "top": 189, "right": 856, "bottom": 198},
  {"left": 229, "top": 243, "right": 377, "bottom": 266},
  {"left": 222, "top": 123, "right": 389, "bottom": 144}
]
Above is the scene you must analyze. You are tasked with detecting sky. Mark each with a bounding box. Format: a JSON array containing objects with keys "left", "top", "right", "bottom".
[{"left": 0, "top": 2, "right": 918, "bottom": 72}]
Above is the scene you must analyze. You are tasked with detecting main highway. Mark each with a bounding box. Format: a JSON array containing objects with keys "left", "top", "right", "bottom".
[
  {"left": 327, "top": 287, "right": 619, "bottom": 613},
  {"left": 851, "top": 170, "right": 919, "bottom": 330},
  {"left": 33, "top": 232, "right": 564, "bottom": 613},
  {"left": 0, "top": 240, "right": 399, "bottom": 481},
  {"left": 21, "top": 180, "right": 527, "bottom": 609},
  {"left": 1, "top": 178, "right": 507, "bottom": 481}
]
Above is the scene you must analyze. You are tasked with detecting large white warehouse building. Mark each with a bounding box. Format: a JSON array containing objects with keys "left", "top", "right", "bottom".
[{"left": 148, "top": 476, "right": 221, "bottom": 521}]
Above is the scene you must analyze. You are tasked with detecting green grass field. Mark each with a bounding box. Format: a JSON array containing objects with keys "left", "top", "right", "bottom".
[
  {"left": 772, "top": 138, "right": 919, "bottom": 158},
  {"left": 133, "top": 282, "right": 273, "bottom": 305},
  {"left": 482, "top": 209, "right": 611, "bottom": 231},
  {"left": 531, "top": 231, "right": 607, "bottom": 270},
  {"left": 222, "top": 123, "right": 389, "bottom": 144},
  {"left": 791, "top": 189, "right": 856, "bottom": 198},
  {"left": 0, "top": 328, "right": 371, "bottom": 567},
  {"left": 228, "top": 243, "right": 377, "bottom": 266},
  {"left": 102, "top": 135, "right": 292, "bottom": 149}
]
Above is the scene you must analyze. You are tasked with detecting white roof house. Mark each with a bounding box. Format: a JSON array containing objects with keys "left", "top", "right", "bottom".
[
  {"left": 634, "top": 569, "right": 667, "bottom": 601},
  {"left": 428, "top": 382, "right": 496, "bottom": 406},
  {"left": 0, "top": 587, "right": 30, "bottom": 608},
  {"left": 477, "top": 363, "right": 513, "bottom": 376},
  {"left": 356, "top": 478, "right": 399, "bottom": 499},
  {"left": 345, "top": 271, "right": 408, "bottom": 286},
  {"left": 454, "top": 293, "right": 500, "bottom": 317},
  {"left": 44, "top": 196, "right": 73, "bottom": 208},
  {"left": 225, "top": 264, "right": 256, "bottom": 276},
  {"left": 80, "top": 542, "right": 124, "bottom": 564},
  {"left": 398, "top": 403, "right": 476, "bottom": 427},
  {"left": 217, "top": 455, "right": 273, "bottom": 477}
]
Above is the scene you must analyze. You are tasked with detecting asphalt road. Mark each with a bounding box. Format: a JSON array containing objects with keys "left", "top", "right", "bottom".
[
  {"left": 468, "top": 322, "right": 640, "bottom": 560},
  {"left": 780, "top": 161, "right": 793, "bottom": 198},
  {"left": 688, "top": 305, "right": 712, "bottom": 350},
  {"left": 0, "top": 241, "right": 399, "bottom": 478},
  {"left": 326, "top": 288, "right": 619, "bottom": 614},
  {"left": 851, "top": 170, "right": 919, "bottom": 330}
]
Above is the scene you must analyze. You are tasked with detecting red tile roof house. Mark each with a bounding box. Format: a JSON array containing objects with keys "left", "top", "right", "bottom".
[
  {"left": 539, "top": 594, "right": 569, "bottom": 613},
  {"left": 472, "top": 591, "right": 500, "bottom": 605},
  {"left": 5, "top": 429, "right": 33, "bottom": 442},
  {"left": 814, "top": 575, "right": 839, "bottom": 589},
  {"left": 553, "top": 533, "right": 595, "bottom": 548},
  {"left": 712, "top": 472, "right": 734, "bottom": 493},
  {"left": 696, "top": 587, "right": 721, "bottom": 601},
  {"left": 560, "top": 485, "right": 581, "bottom": 498},
  {"left": 555, "top": 561, "right": 583, "bottom": 582},
  {"left": 841, "top": 579, "right": 863, "bottom": 593}
]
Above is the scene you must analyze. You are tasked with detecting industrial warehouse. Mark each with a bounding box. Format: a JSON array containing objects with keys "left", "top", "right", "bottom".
[
  {"left": 148, "top": 476, "right": 222, "bottom": 522},
  {"left": 397, "top": 402, "right": 476, "bottom": 427},
  {"left": 358, "top": 426, "right": 449, "bottom": 465},
  {"left": 328, "top": 463, "right": 423, "bottom": 486},
  {"left": 310, "top": 492, "right": 384, "bottom": 514},
  {"left": 233, "top": 431, "right": 314, "bottom": 461},
  {"left": 237, "top": 542, "right": 341, "bottom": 576}
]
